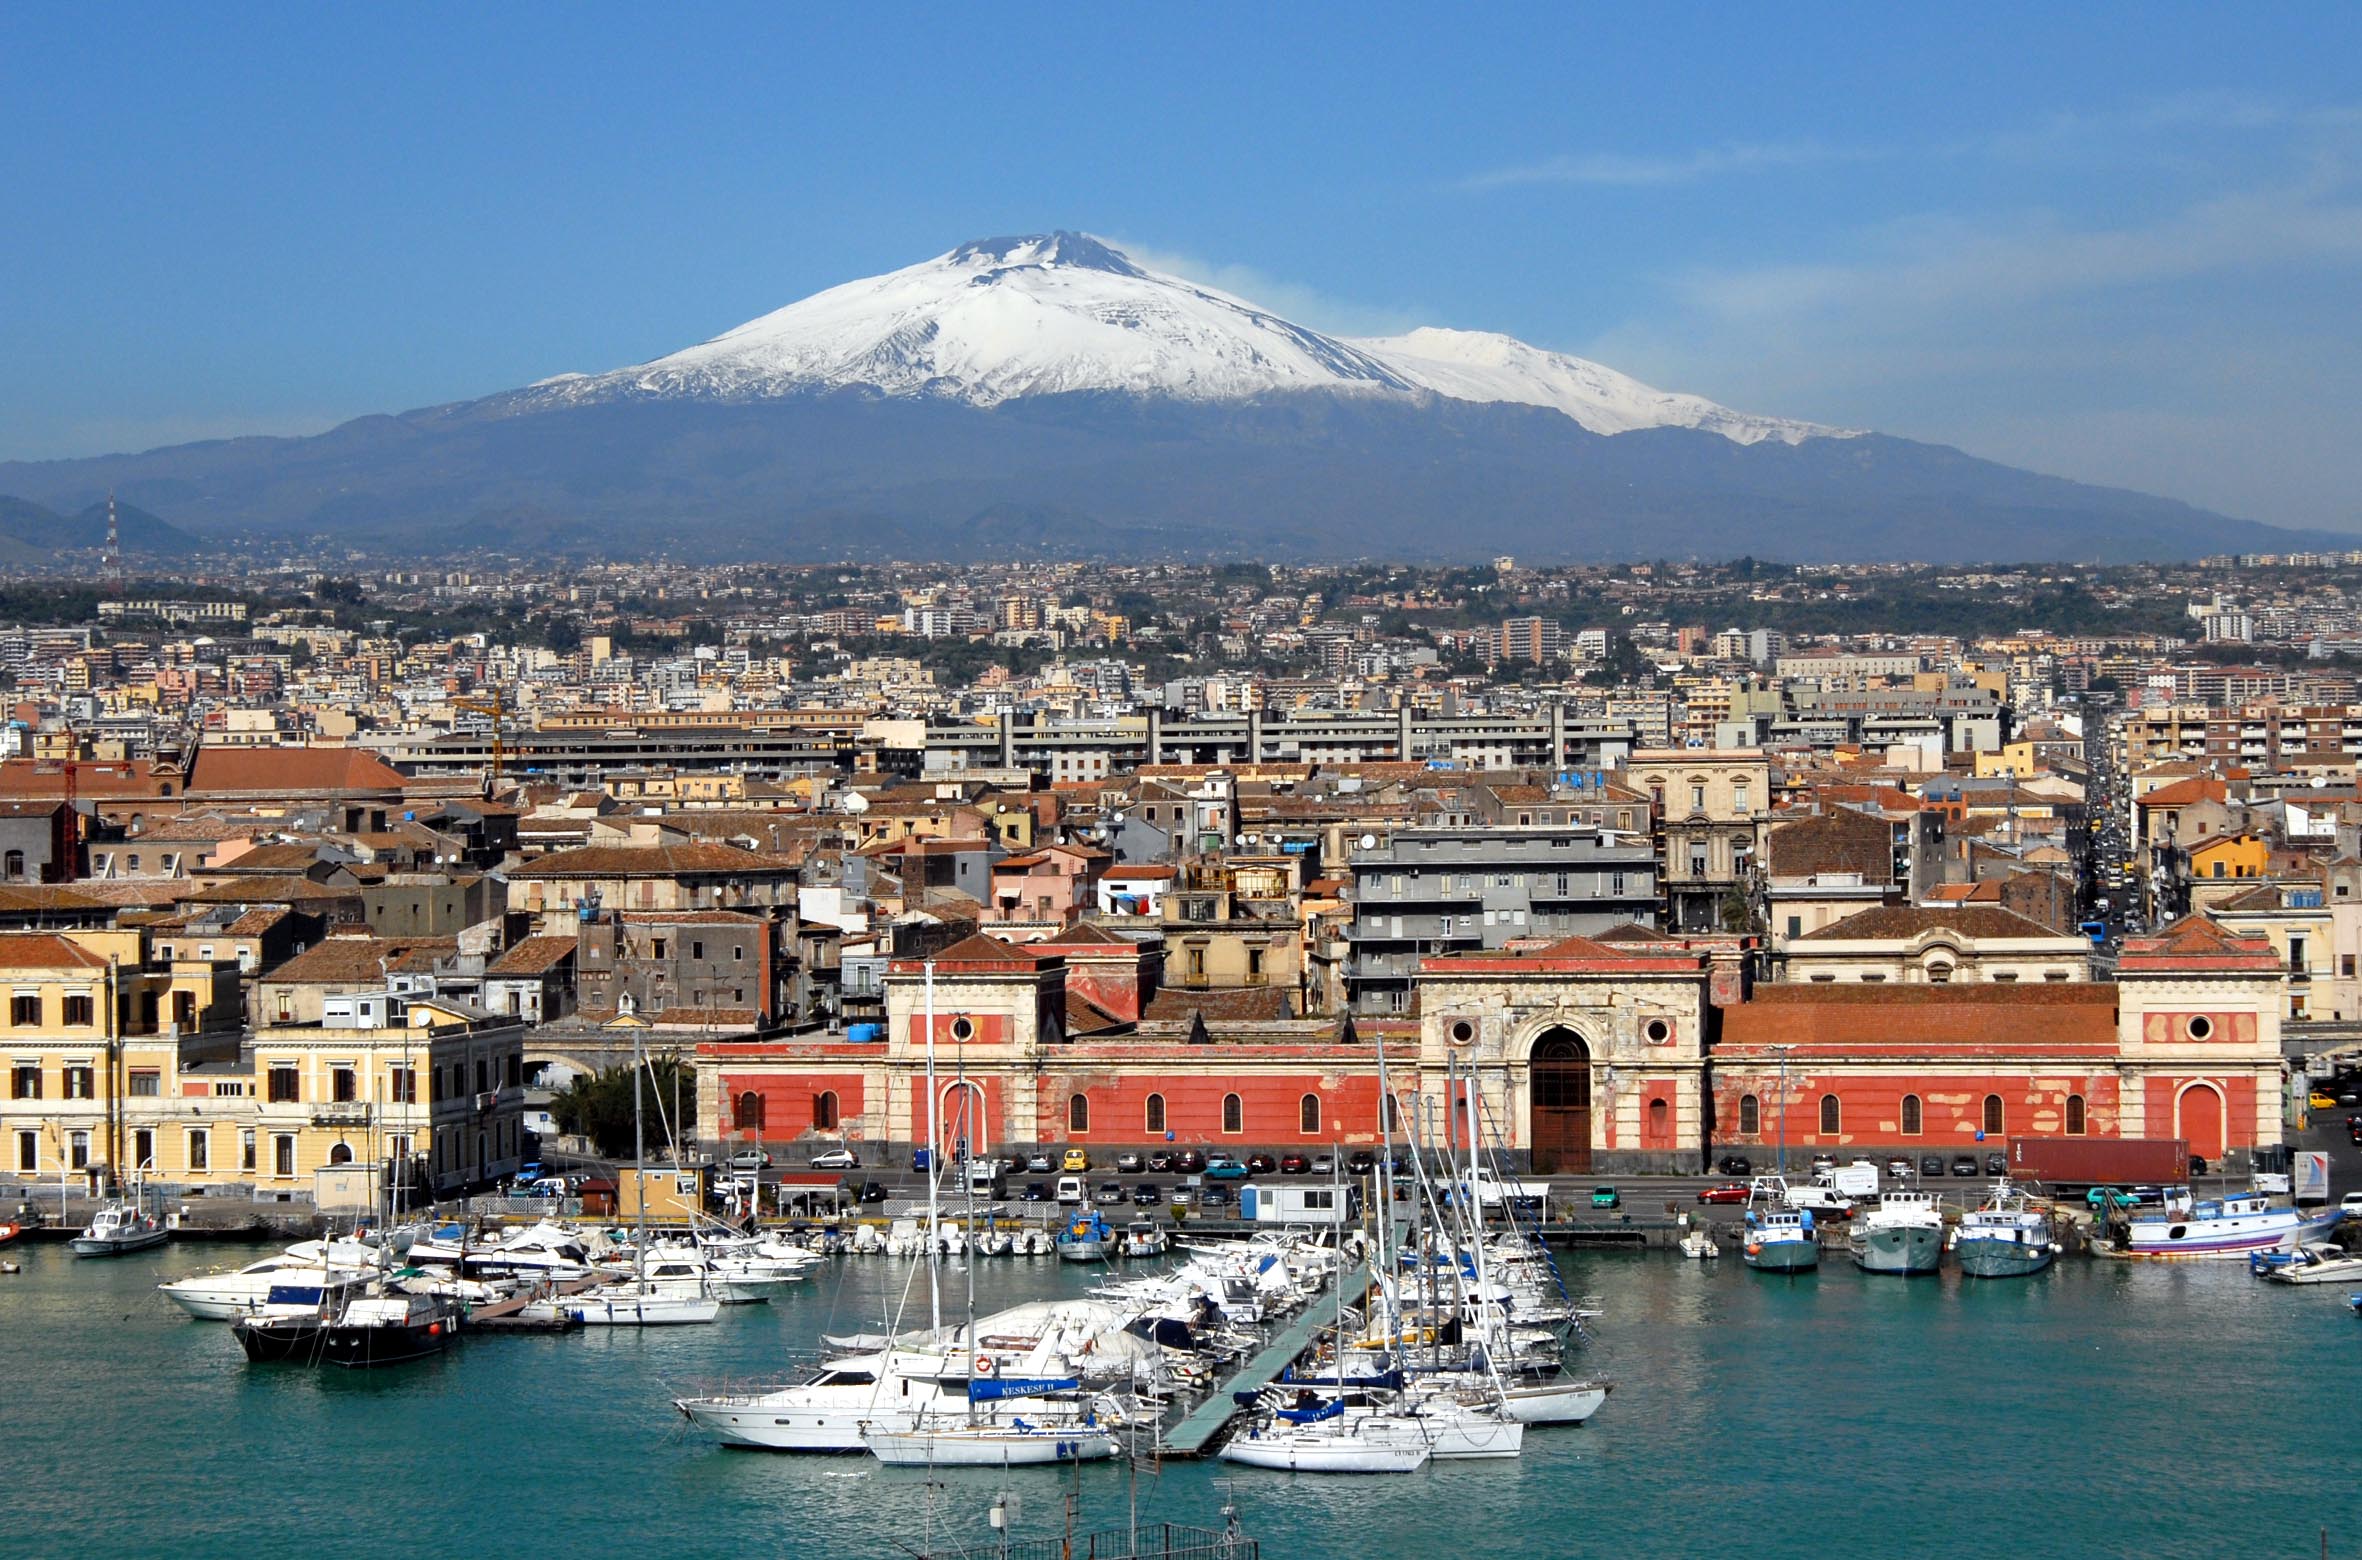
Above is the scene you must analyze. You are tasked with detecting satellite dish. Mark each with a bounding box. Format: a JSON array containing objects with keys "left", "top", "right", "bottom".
[
  {"left": 1358, "top": 833, "right": 1378, "bottom": 850},
  {"left": 2313, "top": 775, "right": 2330, "bottom": 789}
]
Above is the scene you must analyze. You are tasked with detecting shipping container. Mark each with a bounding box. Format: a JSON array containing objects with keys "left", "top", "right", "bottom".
[{"left": 2005, "top": 1136, "right": 2187, "bottom": 1190}]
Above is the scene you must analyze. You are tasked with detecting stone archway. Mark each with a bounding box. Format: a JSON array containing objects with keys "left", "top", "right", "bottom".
[
  {"left": 939, "top": 1080, "right": 989, "bottom": 1159},
  {"left": 1529, "top": 1029, "right": 1593, "bottom": 1174}
]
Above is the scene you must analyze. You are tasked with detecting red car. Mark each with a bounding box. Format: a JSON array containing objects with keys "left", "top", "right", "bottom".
[{"left": 1695, "top": 1183, "right": 1751, "bottom": 1205}]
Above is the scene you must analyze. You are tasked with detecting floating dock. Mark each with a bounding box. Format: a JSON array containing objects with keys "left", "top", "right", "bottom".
[{"left": 1160, "top": 1256, "right": 1373, "bottom": 1457}]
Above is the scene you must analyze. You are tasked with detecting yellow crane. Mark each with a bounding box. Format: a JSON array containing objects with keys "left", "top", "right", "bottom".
[{"left": 451, "top": 691, "right": 512, "bottom": 789}]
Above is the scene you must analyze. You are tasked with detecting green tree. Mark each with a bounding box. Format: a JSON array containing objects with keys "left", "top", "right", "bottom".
[{"left": 550, "top": 1056, "right": 698, "bottom": 1158}]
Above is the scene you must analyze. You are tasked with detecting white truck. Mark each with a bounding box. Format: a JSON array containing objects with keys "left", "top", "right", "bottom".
[
  {"left": 1813, "top": 1160, "right": 1880, "bottom": 1200},
  {"left": 1784, "top": 1183, "right": 1857, "bottom": 1216},
  {"left": 1456, "top": 1165, "right": 1551, "bottom": 1209}
]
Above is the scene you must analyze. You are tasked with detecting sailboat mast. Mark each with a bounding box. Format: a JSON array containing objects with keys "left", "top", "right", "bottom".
[
  {"left": 923, "top": 958, "right": 940, "bottom": 1333},
  {"left": 632, "top": 1027, "right": 647, "bottom": 1287}
]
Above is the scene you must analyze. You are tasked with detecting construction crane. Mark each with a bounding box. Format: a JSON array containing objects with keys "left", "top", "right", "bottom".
[{"left": 451, "top": 691, "right": 513, "bottom": 790}]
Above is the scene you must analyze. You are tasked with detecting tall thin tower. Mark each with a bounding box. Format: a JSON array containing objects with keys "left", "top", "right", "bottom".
[{"left": 100, "top": 491, "right": 123, "bottom": 590}]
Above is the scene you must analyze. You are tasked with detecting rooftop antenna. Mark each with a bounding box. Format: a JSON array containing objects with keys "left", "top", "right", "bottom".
[{"left": 101, "top": 491, "right": 124, "bottom": 591}]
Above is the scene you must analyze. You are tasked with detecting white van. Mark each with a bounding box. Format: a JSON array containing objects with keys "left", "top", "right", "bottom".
[
  {"left": 968, "top": 1160, "right": 1006, "bottom": 1198},
  {"left": 1055, "top": 1175, "right": 1086, "bottom": 1206}
]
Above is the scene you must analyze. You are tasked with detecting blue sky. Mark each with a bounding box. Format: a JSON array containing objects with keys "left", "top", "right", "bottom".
[{"left": 4, "top": 4, "right": 2358, "bottom": 531}]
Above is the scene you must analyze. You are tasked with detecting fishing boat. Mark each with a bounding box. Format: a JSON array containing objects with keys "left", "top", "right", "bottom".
[
  {"left": 1954, "top": 1182, "right": 2059, "bottom": 1279},
  {"left": 1741, "top": 1207, "right": 1820, "bottom": 1273},
  {"left": 2256, "top": 1242, "right": 2362, "bottom": 1285},
  {"left": 1849, "top": 1189, "right": 1946, "bottom": 1276},
  {"left": 71, "top": 1196, "right": 170, "bottom": 1257},
  {"left": 2117, "top": 1189, "right": 2343, "bottom": 1260},
  {"left": 1056, "top": 1210, "right": 1113, "bottom": 1262}
]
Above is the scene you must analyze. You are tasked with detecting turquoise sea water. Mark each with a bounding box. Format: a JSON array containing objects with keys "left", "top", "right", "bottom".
[{"left": 2, "top": 1240, "right": 2356, "bottom": 1560}]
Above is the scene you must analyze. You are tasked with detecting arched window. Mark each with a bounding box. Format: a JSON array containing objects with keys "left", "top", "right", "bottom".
[
  {"left": 735, "top": 1090, "right": 764, "bottom": 1133},
  {"left": 2065, "top": 1094, "right": 2087, "bottom": 1136},
  {"left": 327, "top": 1142, "right": 353, "bottom": 1166},
  {"left": 1738, "top": 1093, "right": 1760, "bottom": 1135},
  {"left": 1982, "top": 1094, "right": 2004, "bottom": 1135},
  {"left": 813, "top": 1090, "right": 839, "bottom": 1130},
  {"left": 1818, "top": 1094, "right": 1841, "bottom": 1135},
  {"left": 1068, "top": 1093, "right": 1090, "bottom": 1134},
  {"left": 1144, "top": 1093, "right": 1166, "bottom": 1133},
  {"left": 0, "top": 850, "right": 22, "bottom": 881},
  {"left": 1299, "top": 1093, "right": 1321, "bottom": 1134},
  {"left": 1383, "top": 1093, "right": 1402, "bottom": 1134},
  {"left": 1647, "top": 1097, "right": 1668, "bottom": 1143},
  {"left": 1221, "top": 1093, "right": 1243, "bottom": 1134},
  {"left": 1901, "top": 1094, "right": 1922, "bottom": 1136}
]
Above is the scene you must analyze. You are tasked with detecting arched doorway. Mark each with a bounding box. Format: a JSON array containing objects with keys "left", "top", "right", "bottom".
[
  {"left": 1529, "top": 1029, "right": 1592, "bottom": 1174},
  {"left": 938, "top": 1080, "right": 988, "bottom": 1160},
  {"left": 2176, "top": 1081, "right": 2227, "bottom": 1161}
]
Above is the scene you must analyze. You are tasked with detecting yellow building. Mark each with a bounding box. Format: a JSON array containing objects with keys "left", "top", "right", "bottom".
[{"left": 2189, "top": 832, "right": 2272, "bottom": 882}]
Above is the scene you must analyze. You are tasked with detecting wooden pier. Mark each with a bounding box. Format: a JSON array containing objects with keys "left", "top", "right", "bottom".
[{"left": 1159, "top": 1256, "right": 1374, "bottom": 1458}]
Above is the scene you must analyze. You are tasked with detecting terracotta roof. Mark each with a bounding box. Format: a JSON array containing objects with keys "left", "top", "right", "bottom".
[
  {"left": 0, "top": 933, "right": 108, "bottom": 970},
  {"left": 2118, "top": 915, "right": 2284, "bottom": 971},
  {"left": 1721, "top": 983, "right": 2119, "bottom": 1056},
  {"left": 892, "top": 931, "right": 1052, "bottom": 972},
  {"left": 1033, "top": 920, "right": 1137, "bottom": 948},
  {"left": 1924, "top": 882, "right": 2003, "bottom": 903},
  {"left": 2138, "top": 777, "right": 2229, "bottom": 808},
  {"left": 509, "top": 842, "right": 799, "bottom": 878},
  {"left": 0, "top": 884, "right": 104, "bottom": 915},
  {"left": 177, "top": 877, "right": 359, "bottom": 907},
  {"left": 1141, "top": 986, "right": 1295, "bottom": 1023},
  {"left": 1797, "top": 905, "right": 2072, "bottom": 942},
  {"left": 186, "top": 746, "right": 407, "bottom": 796},
  {"left": 487, "top": 934, "right": 577, "bottom": 976},
  {"left": 262, "top": 936, "right": 457, "bottom": 985}
]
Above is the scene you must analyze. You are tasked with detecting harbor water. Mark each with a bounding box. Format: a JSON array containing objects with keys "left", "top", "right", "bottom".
[{"left": 4, "top": 1239, "right": 2357, "bottom": 1559}]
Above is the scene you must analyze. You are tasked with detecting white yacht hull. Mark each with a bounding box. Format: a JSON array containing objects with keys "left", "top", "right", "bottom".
[
  {"left": 1219, "top": 1428, "right": 1431, "bottom": 1473},
  {"left": 866, "top": 1426, "right": 1120, "bottom": 1465},
  {"left": 677, "top": 1399, "right": 929, "bottom": 1452},
  {"left": 1498, "top": 1379, "right": 1613, "bottom": 1425},
  {"left": 544, "top": 1291, "right": 721, "bottom": 1326}
]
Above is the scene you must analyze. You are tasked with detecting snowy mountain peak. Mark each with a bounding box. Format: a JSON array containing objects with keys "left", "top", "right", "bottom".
[
  {"left": 523, "top": 233, "right": 1843, "bottom": 445},
  {"left": 948, "top": 231, "right": 1146, "bottom": 279}
]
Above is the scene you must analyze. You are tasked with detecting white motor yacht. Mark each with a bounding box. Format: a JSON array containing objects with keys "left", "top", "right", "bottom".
[{"left": 159, "top": 1251, "right": 369, "bottom": 1320}]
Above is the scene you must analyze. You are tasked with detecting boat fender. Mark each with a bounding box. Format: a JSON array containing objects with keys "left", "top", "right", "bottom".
[{"left": 974, "top": 1353, "right": 996, "bottom": 1377}]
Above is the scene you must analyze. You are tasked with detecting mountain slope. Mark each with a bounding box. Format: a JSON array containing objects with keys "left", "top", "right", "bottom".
[{"left": 0, "top": 231, "right": 2329, "bottom": 563}]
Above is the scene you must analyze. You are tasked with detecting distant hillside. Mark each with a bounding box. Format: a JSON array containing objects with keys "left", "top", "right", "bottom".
[{"left": 0, "top": 494, "right": 199, "bottom": 560}]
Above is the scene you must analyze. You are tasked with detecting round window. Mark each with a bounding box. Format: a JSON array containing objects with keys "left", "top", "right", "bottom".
[
  {"left": 2186, "top": 1015, "right": 2212, "bottom": 1040},
  {"left": 950, "top": 1016, "right": 976, "bottom": 1041},
  {"left": 1644, "top": 1018, "right": 1671, "bottom": 1044},
  {"left": 1447, "top": 1019, "right": 1477, "bottom": 1046}
]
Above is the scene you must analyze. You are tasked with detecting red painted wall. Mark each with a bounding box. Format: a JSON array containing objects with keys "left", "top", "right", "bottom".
[
  {"left": 1710, "top": 1071, "right": 2125, "bottom": 1149},
  {"left": 1041, "top": 1074, "right": 1391, "bottom": 1145},
  {"left": 2142, "top": 1074, "right": 2254, "bottom": 1158},
  {"left": 722, "top": 1071, "right": 866, "bottom": 1139}
]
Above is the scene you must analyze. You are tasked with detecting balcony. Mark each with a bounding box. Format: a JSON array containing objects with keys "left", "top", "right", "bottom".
[{"left": 311, "top": 1101, "right": 373, "bottom": 1127}]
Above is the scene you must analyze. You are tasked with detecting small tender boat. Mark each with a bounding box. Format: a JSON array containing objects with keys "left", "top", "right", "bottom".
[
  {"left": 1678, "top": 1228, "right": 1720, "bottom": 1260},
  {"left": 2257, "top": 1242, "right": 2362, "bottom": 1286},
  {"left": 0, "top": 1220, "right": 24, "bottom": 1247},
  {"left": 71, "top": 1198, "right": 169, "bottom": 1257}
]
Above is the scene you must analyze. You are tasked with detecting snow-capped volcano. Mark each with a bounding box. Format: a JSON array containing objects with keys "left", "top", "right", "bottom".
[{"left": 526, "top": 231, "right": 1842, "bottom": 446}]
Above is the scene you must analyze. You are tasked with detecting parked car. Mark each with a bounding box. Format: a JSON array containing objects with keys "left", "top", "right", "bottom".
[
  {"left": 730, "top": 1148, "right": 773, "bottom": 1171},
  {"left": 1986, "top": 1153, "right": 2009, "bottom": 1176},
  {"left": 2087, "top": 1187, "right": 2140, "bottom": 1210},
  {"left": 1950, "top": 1156, "right": 1980, "bottom": 1178},
  {"left": 999, "top": 1154, "right": 1027, "bottom": 1175},
  {"left": 1387, "top": 1153, "right": 1413, "bottom": 1176},
  {"left": 1131, "top": 1184, "right": 1161, "bottom": 1206},
  {"left": 1020, "top": 1181, "right": 1049, "bottom": 1203},
  {"left": 1695, "top": 1183, "right": 1750, "bottom": 1205},
  {"left": 1309, "top": 1154, "right": 1335, "bottom": 1175},
  {"left": 1175, "top": 1150, "right": 1207, "bottom": 1174},
  {"left": 1245, "top": 1153, "right": 1278, "bottom": 1175},
  {"left": 1114, "top": 1152, "right": 1144, "bottom": 1174},
  {"left": 1199, "top": 1185, "right": 1233, "bottom": 1209},
  {"left": 1589, "top": 1185, "right": 1620, "bottom": 1210},
  {"left": 807, "top": 1147, "right": 859, "bottom": 1171},
  {"left": 1094, "top": 1182, "right": 1125, "bottom": 1205},
  {"left": 1717, "top": 1154, "right": 1753, "bottom": 1176},
  {"left": 1147, "top": 1152, "right": 1176, "bottom": 1173},
  {"left": 2188, "top": 1156, "right": 2209, "bottom": 1176},
  {"left": 1919, "top": 1155, "right": 1947, "bottom": 1178},
  {"left": 1885, "top": 1157, "right": 1913, "bottom": 1179},
  {"left": 2339, "top": 1191, "right": 2362, "bottom": 1215},
  {"left": 1204, "top": 1155, "right": 1251, "bottom": 1181},
  {"left": 856, "top": 1181, "right": 891, "bottom": 1204},
  {"left": 1026, "top": 1153, "right": 1054, "bottom": 1173},
  {"left": 2310, "top": 1091, "right": 2340, "bottom": 1111},
  {"left": 1061, "top": 1149, "right": 1091, "bottom": 1173},
  {"left": 1279, "top": 1154, "right": 1311, "bottom": 1175},
  {"left": 1346, "top": 1150, "right": 1377, "bottom": 1174},
  {"left": 1168, "top": 1186, "right": 1195, "bottom": 1209},
  {"left": 1810, "top": 1154, "right": 1836, "bottom": 1174}
]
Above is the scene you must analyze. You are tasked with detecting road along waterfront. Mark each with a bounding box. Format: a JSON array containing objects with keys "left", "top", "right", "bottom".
[{"left": 2, "top": 1238, "right": 2354, "bottom": 1559}]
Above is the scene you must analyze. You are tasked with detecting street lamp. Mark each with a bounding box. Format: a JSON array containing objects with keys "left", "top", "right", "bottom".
[{"left": 1767, "top": 1045, "right": 1794, "bottom": 1177}]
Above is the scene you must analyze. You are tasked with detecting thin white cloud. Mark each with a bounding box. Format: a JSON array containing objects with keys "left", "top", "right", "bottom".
[
  {"left": 1103, "top": 237, "right": 1428, "bottom": 338},
  {"left": 1464, "top": 140, "right": 1874, "bottom": 190}
]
